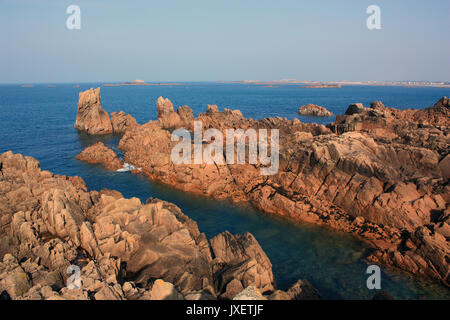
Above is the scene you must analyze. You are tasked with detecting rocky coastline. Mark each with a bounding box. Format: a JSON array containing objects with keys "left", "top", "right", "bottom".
[
  {"left": 0, "top": 151, "right": 321, "bottom": 300},
  {"left": 74, "top": 88, "right": 449, "bottom": 288}
]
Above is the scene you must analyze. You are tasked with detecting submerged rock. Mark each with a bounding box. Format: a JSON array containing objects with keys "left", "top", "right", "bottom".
[
  {"left": 372, "top": 290, "right": 396, "bottom": 300},
  {"left": 287, "top": 279, "right": 322, "bottom": 300}
]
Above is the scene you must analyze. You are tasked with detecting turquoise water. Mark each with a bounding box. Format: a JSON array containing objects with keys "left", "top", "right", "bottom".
[{"left": 0, "top": 83, "right": 449, "bottom": 299}]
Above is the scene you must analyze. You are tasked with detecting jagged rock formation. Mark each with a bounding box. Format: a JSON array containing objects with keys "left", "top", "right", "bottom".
[
  {"left": 74, "top": 88, "right": 138, "bottom": 135},
  {"left": 75, "top": 142, "right": 123, "bottom": 171},
  {"left": 111, "top": 111, "right": 139, "bottom": 134},
  {"left": 0, "top": 151, "right": 315, "bottom": 300},
  {"left": 156, "top": 96, "right": 194, "bottom": 129},
  {"left": 206, "top": 105, "right": 219, "bottom": 113},
  {"left": 87, "top": 96, "right": 450, "bottom": 286},
  {"left": 210, "top": 231, "right": 275, "bottom": 298},
  {"left": 74, "top": 88, "right": 113, "bottom": 134},
  {"left": 298, "top": 104, "right": 333, "bottom": 117}
]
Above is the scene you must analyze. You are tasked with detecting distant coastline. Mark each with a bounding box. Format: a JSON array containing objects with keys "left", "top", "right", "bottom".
[
  {"left": 223, "top": 79, "right": 450, "bottom": 88},
  {"left": 103, "top": 79, "right": 182, "bottom": 87},
  {"left": 12, "top": 79, "right": 450, "bottom": 89}
]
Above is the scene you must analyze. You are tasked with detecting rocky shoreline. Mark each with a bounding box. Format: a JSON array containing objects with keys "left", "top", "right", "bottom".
[
  {"left": 73, "top": 88, "right": 449, "bottom": 289},
  {"left": 0, "top": 151, "right": 322, "bottom": 300}
]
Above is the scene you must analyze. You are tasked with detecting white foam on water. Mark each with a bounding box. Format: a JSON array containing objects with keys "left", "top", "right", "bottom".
[{"left": 116, "top": 163, "right": 140, "bottom": 172}]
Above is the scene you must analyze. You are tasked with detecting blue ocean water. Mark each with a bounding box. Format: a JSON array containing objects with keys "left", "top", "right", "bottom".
[{"left": 0, "top": 83, "right": 449, "bottom": 299}]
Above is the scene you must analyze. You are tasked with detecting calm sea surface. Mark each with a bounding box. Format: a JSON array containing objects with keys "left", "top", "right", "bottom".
[{"left": 0, "top": 83, "right": 449, "bottom": 299}]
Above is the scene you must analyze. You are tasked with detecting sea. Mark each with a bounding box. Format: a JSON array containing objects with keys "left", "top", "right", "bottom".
[{"left": 0, "top": 82, "right": 449, "bottom": 299}]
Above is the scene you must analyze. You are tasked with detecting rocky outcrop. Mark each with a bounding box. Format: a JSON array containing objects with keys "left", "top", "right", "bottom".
[
  {"left": 0, "top": 151, "right": 315, "bottom": 300},
  {"left": 111, "top": 111, "right": 139, "bottom": 134},
  {"left": 298, "top": 104, "right": 333, "bottom": 117},
  {"left": 75, "top": 142, "right": 123, "bottom": 171},
  {"left": 207, "top": 105, "right": 219, "bottom": 114},
  {"left": 75, "top": 88, "right": 138, "bottom": 135},
  {"left": 156, "top": 97, "right": 194, "bottom": 129},
  {"left": 210, "top": 231, "right": 275, "bottom": 298},
  {"left": 103, "top": 97, "right": 449, "bottom": 287},
  {"left": 74, "top": 88, "right": 113, "bottom": 135}
]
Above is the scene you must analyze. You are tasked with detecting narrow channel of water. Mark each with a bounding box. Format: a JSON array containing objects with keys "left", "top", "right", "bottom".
[
  {"left": 71, "top": 147, "right": 450, "bottom": 300},
  {"left": 1, "top": 84, "right": 448, "bottom": 299}
]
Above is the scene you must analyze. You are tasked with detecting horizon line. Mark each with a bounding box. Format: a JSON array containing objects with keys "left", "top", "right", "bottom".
[{"left": 1, "top": 79, "right": 450, "bottom": 85}]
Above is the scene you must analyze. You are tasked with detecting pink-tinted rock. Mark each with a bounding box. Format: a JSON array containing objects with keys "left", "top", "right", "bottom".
[
  {"left": 74, "top": 88, "right": 113, "bottom": 135},
  {"left": 75, "top": 142, "right": 123, "bottom": 171}
]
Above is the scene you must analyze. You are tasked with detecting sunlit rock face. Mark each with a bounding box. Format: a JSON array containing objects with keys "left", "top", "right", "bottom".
[
  {"left": 0, "top": 151, "right": 308, "bottom": 300},
  {"left": 74, "top": 88, "right": 113, "bottom": 135}
]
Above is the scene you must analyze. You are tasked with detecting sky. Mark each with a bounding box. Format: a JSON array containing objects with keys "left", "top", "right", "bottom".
[{"left": 1, "top": 0, "right": 449, "bottom": 83}]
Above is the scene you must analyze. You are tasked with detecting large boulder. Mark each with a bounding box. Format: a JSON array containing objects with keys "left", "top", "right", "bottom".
[
  {"left": 298, "top": 104, "right": 333, "bottom": 117},
  {"left": 345, "top": 103, "right": 365, "bottom": 115},
  {"left": 210, "top": 231, "right": 275, "bottom": 296},
  {"left": 75, "top": 142, "right": 123, "bottom": 171}
]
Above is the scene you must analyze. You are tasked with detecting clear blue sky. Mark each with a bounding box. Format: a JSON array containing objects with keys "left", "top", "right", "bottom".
[{"left": 1, "top": 0, "right": 449, "bottom": 83}]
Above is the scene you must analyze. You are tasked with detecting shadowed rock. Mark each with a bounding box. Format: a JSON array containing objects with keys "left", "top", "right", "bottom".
[
  {"left": 372, "top": 290, "right": 396, "bottom": 300},
  {"left": 210, "top": 231, "right": 275, "bottom": 297},
  {"left": 287, "top": 279, "right": 322, "bottom": 300}
]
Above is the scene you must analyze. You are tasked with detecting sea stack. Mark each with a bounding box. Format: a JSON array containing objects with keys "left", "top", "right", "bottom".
[
  {"left": 74, "top": 87, "right": 113, "bottom": 134},
  {"left": 74, "top": 87, "right": 138, "bottom": 134}
]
